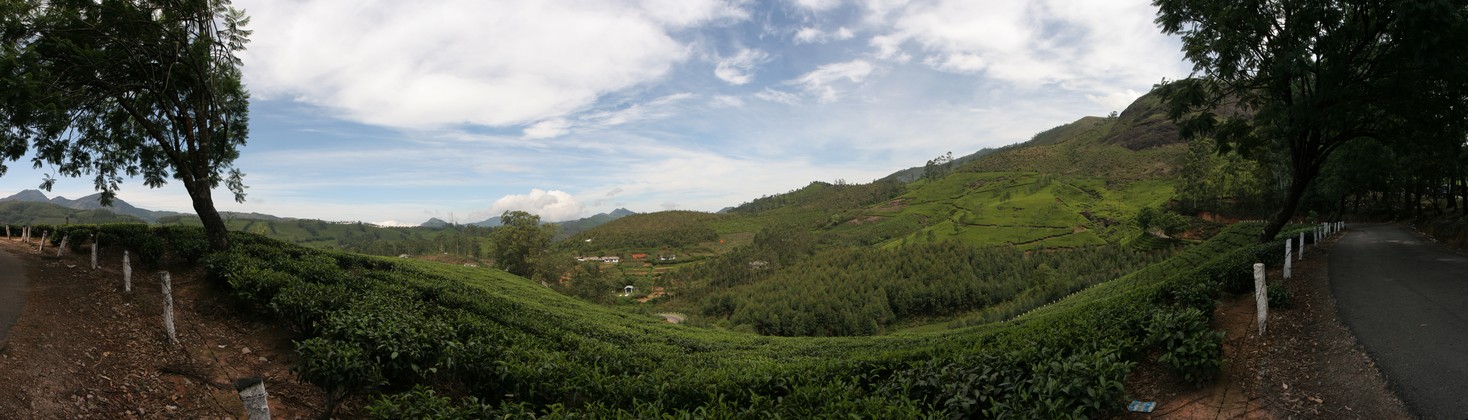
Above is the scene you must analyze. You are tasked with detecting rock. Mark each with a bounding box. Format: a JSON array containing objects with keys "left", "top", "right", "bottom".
[{"left": 241, "top": 347, "right": 252, "bottom": 355}]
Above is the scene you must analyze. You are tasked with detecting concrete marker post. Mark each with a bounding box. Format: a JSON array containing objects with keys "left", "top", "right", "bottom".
[
  {"left": 1284, "top": 239, "right": 1292, "bottom": 279},
  {"left": 36, "top": 231, "right": 46, "bottom": 253},
  {"left": 1255, "top": 263, "right": 1268, "bottom": 335},
  {"left": 1299, "top": 232, "right": 1305, "bottom": 260},
  {"left": 161, "top": 271, "right": 177, "bottom": 345},
  {"left": 90, "top": 235, "right": 98, "bottom": 270},
  {"left": 56, "top": 235, "right": 68, "bottom": 257},
  {"left": 123, "top": 251, "right": 132, "bottom": 293},
  {"left": 235, "top": 377, "right": 271, "bottom": 420}
]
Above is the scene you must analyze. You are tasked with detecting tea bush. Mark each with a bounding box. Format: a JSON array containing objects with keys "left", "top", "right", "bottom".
[
  {"left": 1147, "top": 307, "right": 1224, "bottom": 387},
  {"left": 54, "top": 222, "right": 1288, "bottom": 417}
]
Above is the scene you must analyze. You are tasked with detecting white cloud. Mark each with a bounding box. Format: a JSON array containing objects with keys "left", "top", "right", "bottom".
[
  {"left": 794, "top": 26, "right": 856, "bottom": 44},
  {"left": 239, "top": 0, "right": 745, "bottom": 129},
  {"left": 864, "top": 0, "right": 1186, "bottom": 90},
  {"left": 523, "top": 119, "right": 571, "bottom": 139},
  {"left": 1086, "top": 89, "right": 1144, "bottom": 112},
  {"left": 793, "top": 0, "right": 842, "bottom": 11},
  {"left": 488, "top": 189, "right": 586, "bottom": 222},
  {"left": 755, "top": 88, "right": 802, "bottom": 105},
  {"left": 792, "top": 59, "right": 875, "bottom": 102},
  {"left": 521, "top": 93, "right": 696, "bottom": 139},
  {"left": 710, "top": 95, "right": 745, "bottom": 107},
  {"left": 714, "top": 48, "right": 770, "bottom": 85},
  {"left": 795, "top": 27, "right": 824, "bottom": 44}
]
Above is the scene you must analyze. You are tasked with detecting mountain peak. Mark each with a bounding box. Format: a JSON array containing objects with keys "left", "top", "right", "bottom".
[
  {"left": 420, "top": 217, "right": 452, "bottom": 228},
  {"left": 1, "top": 189, "right": 51, "bottom": 203}
]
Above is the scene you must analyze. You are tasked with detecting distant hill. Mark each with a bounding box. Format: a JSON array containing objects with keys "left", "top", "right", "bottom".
[
  {"left": 555, "top": 208, "right": 635, "bottom": 238},
  {"left": 963, "top": 92, "right": 1187, "bottom": 180},
  {"left": 420, "top": 217, "right": 452, "bottom": 228},
  {"left": 0, "top": 189, "right": 182, "bottom": 223},
  {"left": 0, "top": 201, "right": 146, "bottom": 226}
]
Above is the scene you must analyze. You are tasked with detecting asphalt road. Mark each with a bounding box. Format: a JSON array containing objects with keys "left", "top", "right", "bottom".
[
  {"left": 0, "top": 249, "right": 27, "bottom": 344},
  {"left": 1330, "top": 223, "right": 1468, "bottom": 420}
]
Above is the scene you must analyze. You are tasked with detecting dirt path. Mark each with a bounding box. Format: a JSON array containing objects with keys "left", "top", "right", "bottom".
[
  {"left": 1125, "top": 229, "right": 1410, "bottom": 419},
  {"left": 0, "top": 249, "right": 25, "bottom": 343},
  {"left": 1331, "top": 223, "right": 1468, "bottom": 418},
  {"left": 0, "top": 237, "right": 327, "bottom": 418}
]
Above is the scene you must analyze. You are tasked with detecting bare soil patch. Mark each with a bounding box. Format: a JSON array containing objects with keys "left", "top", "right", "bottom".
[
  {"left": 1123, "top": 234, "right": 1409, "bottom": 418},
  {"left": 0, "top": 238, "right": 328, "bottom": 418}
]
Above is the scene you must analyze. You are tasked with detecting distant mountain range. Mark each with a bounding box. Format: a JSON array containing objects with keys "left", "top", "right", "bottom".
[
  {"left": 418, "top": 208, "right": 637, "bottom": 237},
  {"left": 0, "top": 189, "right": 183, "bottom": 223}
]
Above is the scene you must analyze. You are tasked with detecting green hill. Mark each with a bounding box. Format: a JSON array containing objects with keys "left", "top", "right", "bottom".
[
  {"left": 0, "top": 201, "right": 145, "bottom": 226},
  {"left": 140, "top": 217, "right": 1276, "bottom": 417},
  {"left": 549, "top": 90, "right": 1193, "bottom": 335}
]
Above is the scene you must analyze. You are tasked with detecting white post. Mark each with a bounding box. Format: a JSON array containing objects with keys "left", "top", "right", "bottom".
[
  {"left": 90, "top": 235, "right": 98, "bottom": 270},
  {"left": 1254, "top": 263, "right": 1268, "bottom": 335},
  {"left": 1283, "top": 239, "right": 1292, "bottom": 279},
  {"left": 55, "top": 235, "right": 68, "bottom": 257},
  {"left": 123, "top": 251, "right": 132, "bottom": 293},
  {"left": 161, "top": 271, "right": 177, "bottom": 345},
  {"left": 1298, "top": 232, "right": 1305, "bottom": 260},
  {"left": 236, "top": 377, "right": 271, "bottom": 420},
  {"left": 36, "top": 231, "right": 46, "bottom": 253},
  {"left": 5, "top": 225, "right": 9, "bottom": 238}
]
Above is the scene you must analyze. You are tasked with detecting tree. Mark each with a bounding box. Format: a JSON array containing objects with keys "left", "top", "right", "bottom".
[
  {"left": 1153, "top": 0, "right": 1468, "bottom": 242},
  {"left": 923, "top": 151, "right": 955, "bottom": 181},
  {"left": 1, "top": 0, "right": 252, "bottom": 251},
  {"left": 489, "top": 211, "right": 556, "bottom": 277}
]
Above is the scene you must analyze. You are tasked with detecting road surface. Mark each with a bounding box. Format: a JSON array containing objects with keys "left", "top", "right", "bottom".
[
  {"left": 1330, "top": 223, "right": 1468, "bottom": 419},
  {"left": 0, "top": 249, "right": 27, "bottom": 343}
]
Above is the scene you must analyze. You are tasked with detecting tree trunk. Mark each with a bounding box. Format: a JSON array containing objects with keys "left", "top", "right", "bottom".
[
  {"left": 1259, "top": 171, "right": 1312, "bottom": 243},
  {"left": 183, "top": 178, "right": 230, "bottom": 252}
]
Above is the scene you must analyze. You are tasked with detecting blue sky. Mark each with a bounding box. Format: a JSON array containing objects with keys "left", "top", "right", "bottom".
[{"left": 0, "top": 0, "right": 1190, "bottom": 225}]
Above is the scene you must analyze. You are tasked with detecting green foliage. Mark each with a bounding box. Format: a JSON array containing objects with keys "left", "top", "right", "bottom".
[
  {"left": 490, "top": 211, "right": 556, "bottom": 277},
  {"left": 293, "top": 337, "right": 386, "bottom": 415},
  {"left": 1146, "top": 308, "right": 1224, "bottom": 387},
  {"left": 155, "top": 225, "right": 209, "bottom": 264},
  {"left": 1155, "top": 0, "right": 1468, "bottom": 241},
  {"left": 0, "top": 0, "right": 254, "bottom": 251},
  {"left": 1267, "top": 283, "right": 1290, "bottom": 309},
  {"left": 706, "top": 241, "right": 1164, "bottom": 336},
  {"left": 0, "top": 201, "right": 145, "bottom": 226},
  {"left": 173, "top": 218, "right": 1281, "bottom": 417},
  {"left": 561, "top": 210, "right": 722, "bottom": 254},
  {"left": 367, "top": 386, "right": 504, "bottom": 419}
]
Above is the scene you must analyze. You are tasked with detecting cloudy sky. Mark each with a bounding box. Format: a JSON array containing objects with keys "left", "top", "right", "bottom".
[{"left": 0, "top": 0, "right": 1190, "bottom": 226}]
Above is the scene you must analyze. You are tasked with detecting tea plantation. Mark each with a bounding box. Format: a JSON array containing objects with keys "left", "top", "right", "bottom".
[{"left": 26, "top": 220, "right": 1311, "bottom": 418}]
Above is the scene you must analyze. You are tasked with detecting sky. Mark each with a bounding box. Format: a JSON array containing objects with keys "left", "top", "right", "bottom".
[{"left": 0, "top": 0, "right": 1192, "bottom": 226}]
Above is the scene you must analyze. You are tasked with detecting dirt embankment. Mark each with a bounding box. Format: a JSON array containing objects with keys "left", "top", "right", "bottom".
[
  {"left": 0, "top": 238, "right": 328, "bottom": 418},
  {"left": 1124, "top": 233, "right": 1409, "bottom": 419}
]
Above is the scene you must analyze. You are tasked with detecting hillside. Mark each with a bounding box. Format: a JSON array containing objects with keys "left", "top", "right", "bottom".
[
  {"left": 0, "top": 189, "right": 182, "bottom": 222},
  {"left": 70, "top": 219, "right": 1280, "bottom": 417},
  {"left": 533, "top": 91, "right": 1198, "bottom": 337},
  {"left": 964, "top": 93, "right": 1187, "bottom": 181},
  {"left": 0, "top": 201, "right": 145, "bottom": 226}
]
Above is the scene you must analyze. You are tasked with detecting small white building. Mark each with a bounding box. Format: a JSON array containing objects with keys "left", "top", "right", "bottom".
[{"left": 602, "top": 256, "right": 621, "bottom": 263}]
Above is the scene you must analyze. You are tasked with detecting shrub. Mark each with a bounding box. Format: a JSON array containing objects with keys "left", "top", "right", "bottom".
[
  {"left": 1267, "top": 283, "right": 1290, "bottom": 309},
  {"left": 367, "top": 386, "right": 504, "bottom": 419},
  {"left": 157, "top": 226, "right": 209, "bottom": 264},
  {"left": 269, "top": 282, "right": 359, "bottom": 334},
  {"left": 293, "top": 337, "right": 386, "bottom": 417},
  {"left": 1147, "top": 308, "right": 1224, "bottom": 387}
]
